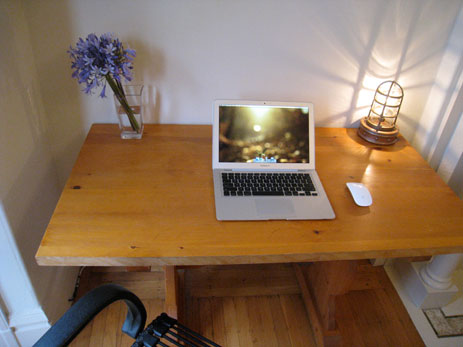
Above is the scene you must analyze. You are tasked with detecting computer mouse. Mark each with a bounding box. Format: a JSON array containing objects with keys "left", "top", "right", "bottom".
[{"left": 346, "top": 182, "right": 372, "bottom": 207}]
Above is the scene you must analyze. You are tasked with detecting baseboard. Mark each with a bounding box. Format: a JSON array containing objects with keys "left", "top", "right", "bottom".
[
  {"left": 13, "top": 321, "right": 50, "bottom": 346},
  {"left": 8, "top": 308, "right": 50, "bottom": 346},
  {"left": 0, "top": 312, "right": 19, "bottom": 347},
  {"left": 0, "top": 329, "right": 20, "bottom": 347},
  {"left": 385, "top": 262, "right": 463, "bottom": 347},
  {"left": 8, "top": 307, "right": 48, "bottom": 328}
]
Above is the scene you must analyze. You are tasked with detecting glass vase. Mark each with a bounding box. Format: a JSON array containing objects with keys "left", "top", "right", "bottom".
[{"left": 114, "top": 85, "right": 144, "bottom": 139}]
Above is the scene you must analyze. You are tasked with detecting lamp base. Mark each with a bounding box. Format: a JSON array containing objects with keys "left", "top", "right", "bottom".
[{"left": 357, "top": 117, "right": 399, "bottom": 145}]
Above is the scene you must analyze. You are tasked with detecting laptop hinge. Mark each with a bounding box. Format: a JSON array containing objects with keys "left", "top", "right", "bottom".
[{"left": 219, "top": 169, "right": 310, "bottom": 172}]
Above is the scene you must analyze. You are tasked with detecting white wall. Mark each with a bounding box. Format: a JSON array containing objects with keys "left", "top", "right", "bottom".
[
  {"left": 438, "top": 114, "right": 463, "bottom": 198},
  {"left": 0, "top": 0, "right": 78, "bottom": 345},
  {"left": 23, "top": 0, "right": 462, "bottom": 186},
  {"left": 411, "top": 4, "right": 463, "bottom": 198},
  {"left": 2, "top": 0, "right": 461, "bottom": 344}
]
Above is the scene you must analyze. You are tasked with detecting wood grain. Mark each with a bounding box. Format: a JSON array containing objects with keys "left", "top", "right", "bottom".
[
  {"left": 247, "top": 296, "right": 279, "bottom": 346},
  {"left": 70, "top": 298, "right": 165, "bottom": 347},
  {"left": 267, "top": 295, "right": 292, "bottom": 346},
  {"left": 294, "top": 264, "right": 325, "bottom": 346},
  {"left": 232, "top": 296, "right": 254, "bottom": 346},
  {"left": 36, "top": 125, "right": 463, "bottom": 266},
  {"left": 76, "top": 268, "right": 165, "bottom": 300},
  {"left": 164, "top": 266, "right": 180, "bottom": 319},
  {"left": 306, "top": 261, "right": 357, "bottom": 331},
  {"left": 222, "top": 297, "right": 241, "bottom": 347},
  {"left": 69, "top": 262, "right": 423, "bottom": 347},
  {"left": 280, "top": 294, "right": 317, "bottom": 346},
  {"left": 184, "top": 263, "right": 300, "bottom": 297}
]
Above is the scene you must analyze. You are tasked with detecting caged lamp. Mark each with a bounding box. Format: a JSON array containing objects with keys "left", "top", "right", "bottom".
[{"left": 358, "top": 80, "right": 404, "bottom": 145}]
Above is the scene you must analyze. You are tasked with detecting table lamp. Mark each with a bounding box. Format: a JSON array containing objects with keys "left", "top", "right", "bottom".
[{"left": 358, "top": 80, "right": 403, "bottom": 145}]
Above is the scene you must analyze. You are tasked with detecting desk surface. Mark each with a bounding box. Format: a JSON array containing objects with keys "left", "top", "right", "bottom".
[{"left": 36, "top": 124, "right": 463, "bottom": 266}]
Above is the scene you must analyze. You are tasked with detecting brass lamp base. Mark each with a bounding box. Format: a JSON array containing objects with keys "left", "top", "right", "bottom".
[{"left": 357, "top": 117, "right": 399, "bottom": 145}]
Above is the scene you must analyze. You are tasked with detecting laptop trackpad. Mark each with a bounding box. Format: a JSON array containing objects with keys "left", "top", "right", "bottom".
[{"left": 255, "top": 199, "right": 295, "bottom": 217}]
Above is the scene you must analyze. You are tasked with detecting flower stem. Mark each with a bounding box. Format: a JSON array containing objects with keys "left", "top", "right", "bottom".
[{"left": 105, "top": 75, "right": 140, "bottom": 132}]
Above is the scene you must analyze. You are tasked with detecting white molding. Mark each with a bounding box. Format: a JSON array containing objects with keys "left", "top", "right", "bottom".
[
  {"left": 8, "top": 308, "right": 48, "bottom": 329},
  {"left": 394, "top": 260, "right": 459, "bottom": 309},
  {"left": 386, "top": 263, "right": 463, "bottom": 347},
  {"left": 13, "top": 321, "right": 50, "bottom": 347},
  {"left": 0, "top": 206, "right": 41, "bottom": 313},
  {"left": 0, "top": 308, "right": 19, "bottom": 347},
  {"left": 0, "top": 331, "right": 20, "bottom": 347},
  {"left": 0, "top": 205, "right": 51, "bottom": 346},
  {"left": 2, "top": 304, "right": 51, "bottom": 347}
]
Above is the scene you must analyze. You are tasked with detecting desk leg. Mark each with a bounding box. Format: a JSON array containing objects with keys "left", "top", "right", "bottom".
[
  {"left": 295, "top": 261, "right": 358, "bottom": 347},
  {"left": 164, "top": 266, "right": 184, "bottom": 320}
]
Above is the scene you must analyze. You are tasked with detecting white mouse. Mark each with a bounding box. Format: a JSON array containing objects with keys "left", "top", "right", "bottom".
[{"left": 346, "top": 182, "right": 372, "bottom": 207}]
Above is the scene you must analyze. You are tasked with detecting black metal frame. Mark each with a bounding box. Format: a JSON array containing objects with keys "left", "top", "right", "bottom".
[
  {"left": 34, "top": 284, "right": 146, "bottom": 347},
  {"left": 33, "top": 284, "right": 220, "bottom": 347},
  {"left": 133, "top": 313, "right": 221, "bottom": 347}
]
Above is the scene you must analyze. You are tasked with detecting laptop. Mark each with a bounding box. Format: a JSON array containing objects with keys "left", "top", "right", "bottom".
[{"left": 212, "top": 100, "right": 335, "bottom": 220}]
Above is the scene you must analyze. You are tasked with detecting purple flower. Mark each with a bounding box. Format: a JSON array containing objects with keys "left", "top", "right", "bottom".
[{"left": 68, "top": 33, "right": 136, "bottom": 97}]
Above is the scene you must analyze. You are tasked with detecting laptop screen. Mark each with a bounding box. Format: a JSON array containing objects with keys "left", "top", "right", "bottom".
[{"left": 219, "top": 105, "right": 310, "bottom": 163}]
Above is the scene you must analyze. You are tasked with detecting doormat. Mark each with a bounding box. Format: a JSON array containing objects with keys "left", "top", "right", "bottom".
[{"left": 423, "top": 308, "right": 463, "bottom": 337}]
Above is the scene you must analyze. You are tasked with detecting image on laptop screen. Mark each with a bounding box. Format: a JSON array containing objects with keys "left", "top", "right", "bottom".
[{"left": 219, "top": 105, "right": 309, "bottom": 163}]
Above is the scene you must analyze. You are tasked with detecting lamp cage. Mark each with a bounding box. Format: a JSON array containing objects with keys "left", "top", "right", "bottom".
[{"left": 358, "top": 80, "right": 403, "bottom": 145}]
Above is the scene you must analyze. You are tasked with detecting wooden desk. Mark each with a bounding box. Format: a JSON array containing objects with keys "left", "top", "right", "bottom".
[
  {"left": 36, "top": 124, "right": 463, "bottom": 266},
  {"left": 36, "top": 124, "right": 463, "bottom": 345}
]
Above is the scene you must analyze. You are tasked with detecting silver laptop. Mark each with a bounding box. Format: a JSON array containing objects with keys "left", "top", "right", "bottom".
[{"left": 212, "top": 100, "right": 335, "bottom": 220}]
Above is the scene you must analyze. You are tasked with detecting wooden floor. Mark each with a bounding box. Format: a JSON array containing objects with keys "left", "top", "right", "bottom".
[
  {"left": 183, "top": 264, "right": 316, "bottom": 346},
  {"left": 70, "top": 262, "right": 424, "bottom": 346}
]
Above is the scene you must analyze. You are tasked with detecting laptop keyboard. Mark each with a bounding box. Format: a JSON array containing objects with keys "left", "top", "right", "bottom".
[{"left": 222, "top": 172, "right": 318, "bottom": 197}]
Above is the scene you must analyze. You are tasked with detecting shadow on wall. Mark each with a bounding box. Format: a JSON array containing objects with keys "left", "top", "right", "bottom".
[
  {"left": 302, "top": 0, "right": 450, "bottom": 139},
  {"left": 0, "top": 0, "right": 80, "bottom": 325},
  {"left": 24, "top": 0, "right": 87, "bottom": 188},
  {"left": 129, "top": 38, "right": 165, "bottom": 124},
  {"left": 428, "top": 72, "right": 463, "bottom": 168},
  {"left": 406, "top": 4, "right": 463, "bottom": 175}
]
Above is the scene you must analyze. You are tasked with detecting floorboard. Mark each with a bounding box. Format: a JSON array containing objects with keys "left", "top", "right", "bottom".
[
  {"left": 70, "top": 269, "right": 166, "bottom": 347},
  {"left": 68, "top": 262, "right": 424, "bottom": 346}
]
